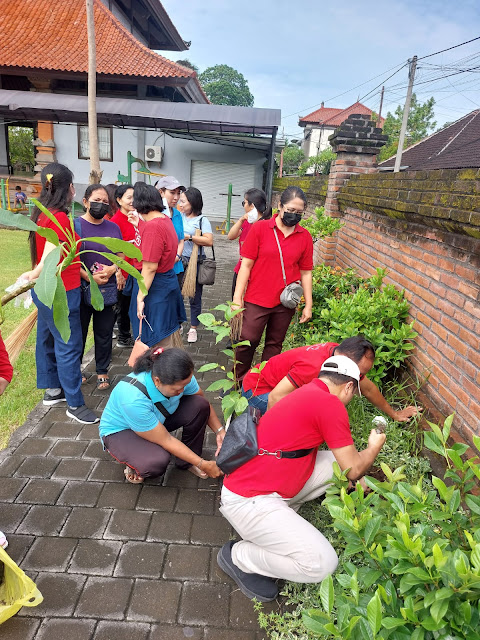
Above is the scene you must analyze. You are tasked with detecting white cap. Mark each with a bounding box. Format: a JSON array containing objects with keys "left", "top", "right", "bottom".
[
  {"left": 320, "top": 355, "right": 362, "bottom": 395},
  {"left": 155, "top": 176, "right": 185, "bottom": 191}
]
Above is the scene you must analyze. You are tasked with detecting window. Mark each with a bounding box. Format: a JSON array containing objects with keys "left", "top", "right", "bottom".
[{"left": 78, "top": 126, "right": 113, "bottom": 162}]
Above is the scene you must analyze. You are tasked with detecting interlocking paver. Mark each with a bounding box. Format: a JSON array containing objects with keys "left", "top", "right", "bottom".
[
  {"left": 16, "top": 505, "right": 71, "bottom": 536},
  {"left": 74, "top": 576, "right": 133, "bottom": 619},
  {"left": 191, "top": 514, "right": 233, "bottom": 546},
  {"left": 95, "top": 621, "right": 151, "bottom": 640},
  {"left": 49, "top": 440, "right": 88, "bottom": 458},
  {"left": 83, "top": 440, "right": 111, "bottom": 459},
  {"left": 3, "top": 534, "right": 35, "bottom": 564},
  {"left": 127, "top": 579, "right": 182, "bottom": 622},
  {"left": 60, "top": 506, "right": 112, "bottom": 538},
  {"left": 0, "top": 617, "right": 41, "bottom": 639},
  {"left": 148, "top": 512, "right": 192, "bottom": 543},
  {"left": 18, "top": 573, "right": 86, "bottom": 618},
  {"left": 45, "top": 422, "right": 83, "bottom": 439},
  {"left": 179, "top": 581, "right": 230, "bottom": 627},
  {"left": 69, "top": 539, "right": 122, "bottom": 575},
  {"left": 229, "top": 591, "right": 279, "bottom": 629},
  {"left": 204, "top": 630, "right": 256, "bottom": 640},
  {"left": 137, "top": 484, "right": 178, "bottom": 510},
  {"left": 175, "top": 488, "right": 216, "bottom": 515},
  {"left": 0, "top": 454, "right": 24, "bottom": 476},
  {"left": 114, "top": 540, "right": 166, "bottom": 578},
  {"left": 104, "top": 508, "right": 152, "bottom": 540},
  {"left": 0, "top": 476, "right": 27, "bottom": 500},
  {"left": 51, "top": 459, "right": 94, "bottom": 480},
  {"left": 22, "top": 537, "right": 78, "bottom": 572},
  {"left": 97, "top": 482, "right": 141, "bottom": 509},
  {"left": 88, "top": 460, "right": 125, "bottom": 482},
  {"left": 163, "top": 544, "right": 210, "bottom": 581},
  {"left": 35, "top": 618, "right": 96, "bottom": 640},
  {"left": 150, "top": 625, "right": 204, "bottom": 640},
  {"left": 14, "top": 457, "right": 60, "bottom": 478},
  {"left": 0, "top": 503, "right": 30, "bottom": 532},
  {"left": 56, "top": 480, "right": 104, "bottom": 506},
  {"left": 16, "top": 479, "right": 65, "bottom": 505},
  {"left": 14, "top": 437, "right": 54, "bottom": 456}
]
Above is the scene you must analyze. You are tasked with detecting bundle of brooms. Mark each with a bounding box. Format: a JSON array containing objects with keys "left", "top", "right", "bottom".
[
  {"left": 1, "top": 283, "right": 37, "bottom": 366},
  {"left": 181, "top": 228, "right": 201, "bottom": 299}
]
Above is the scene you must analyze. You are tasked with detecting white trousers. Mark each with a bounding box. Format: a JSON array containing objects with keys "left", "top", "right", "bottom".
[{"left": 220, "top": 450, "right": 338, "bottom": 583}]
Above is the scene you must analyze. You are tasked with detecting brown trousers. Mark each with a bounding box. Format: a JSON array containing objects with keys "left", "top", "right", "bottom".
[{"left": 234, "top": 301, "right": 295, "bottom": 381}]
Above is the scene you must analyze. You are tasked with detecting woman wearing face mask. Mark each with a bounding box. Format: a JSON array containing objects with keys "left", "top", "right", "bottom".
[
  {"left": 99, "top": 346, "right": 224, "bottom": 484},
  {"left": 227, "top": 188, "right": 272, "bottom": 299},
  {"left": 76, "top": 184, "right": 123, "bottom": 391},
  {"left": 20, "top": 163, "right": 98, "bottom": 424},
  {"left": 155, "top": 176, "right": 185, "bottom": 288},
  {"left": 232, "top": 186, "right": 313, "bottom": 382}
]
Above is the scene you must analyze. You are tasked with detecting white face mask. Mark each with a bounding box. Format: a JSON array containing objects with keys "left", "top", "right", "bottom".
[
  {"left": 247, "top": 206, "right": 258, "bottom": 224},
  {"left": 162, "top": 196, "right": 171, "bottom": 216}
]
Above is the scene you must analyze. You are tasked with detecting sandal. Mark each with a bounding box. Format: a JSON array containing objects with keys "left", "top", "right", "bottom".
[
  {"left": 96, "top": 375, "right": 110, "bottom": 391},
  {"left": 187, "top": 465, "right": 208, "bottom": 479},
  {"left": 124, "top": 465, "right": 144, "bottom": 484},
  {"left": 82, "top": 372, "right": 93, "bottom": 384}
]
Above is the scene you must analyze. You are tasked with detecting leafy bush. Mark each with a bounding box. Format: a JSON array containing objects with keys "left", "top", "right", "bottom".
[
  {"left": 299, "top": 207, "right": 343, "bottom": 244},
  {"left": 289, "top": 267, "right": 417, "bottom": 388},
  {"left": 300, "top": 415, "right": 480, "bottom": 640}
]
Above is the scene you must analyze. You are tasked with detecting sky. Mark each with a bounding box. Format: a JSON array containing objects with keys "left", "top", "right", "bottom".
[{"left": 159, "top": 0, "right": 480, "bottom": 140}]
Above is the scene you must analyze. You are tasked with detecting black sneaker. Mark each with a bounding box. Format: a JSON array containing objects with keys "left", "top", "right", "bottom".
[
  {"left": 217, "top": 541, "right": 278, "bottom": 602},
  {"left": 66, "top": 405, "right": 99, "bottom": 424},
  {"left": 43, "top": 389, "right": 66, "bottom": 406},
  {"left": 116, "top": 337, "right": 135, "bottom": 348}
]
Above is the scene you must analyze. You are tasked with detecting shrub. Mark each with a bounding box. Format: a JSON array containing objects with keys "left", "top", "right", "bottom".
[{"left": 299, "top": 207, "right": 343, "bottom": 244}]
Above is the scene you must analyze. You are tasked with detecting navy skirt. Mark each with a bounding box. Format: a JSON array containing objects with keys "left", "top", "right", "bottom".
[{"left": 129, "top": 270, "right": 186, "bottom": 346}]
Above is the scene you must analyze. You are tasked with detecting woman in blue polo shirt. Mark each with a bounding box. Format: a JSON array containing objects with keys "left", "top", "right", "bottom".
[{"left": 99, "top": 347, "right": 224, "bottom": 483}]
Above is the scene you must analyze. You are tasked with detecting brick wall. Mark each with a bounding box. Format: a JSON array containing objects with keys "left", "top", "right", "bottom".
[
  {"left": 272, "top": 175, "right": 328, "bottom": 213},
  {"left": 335, "top": 170, "right": 480, "bottom": 443}
]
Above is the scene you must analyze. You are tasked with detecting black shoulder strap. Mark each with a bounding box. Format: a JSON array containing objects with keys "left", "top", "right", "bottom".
[
  {"left": 198, "top": 216, "right": 215, "bottom": 260},
  {"left": 120, "top": 376, "right": 171, "bottom": 419}
]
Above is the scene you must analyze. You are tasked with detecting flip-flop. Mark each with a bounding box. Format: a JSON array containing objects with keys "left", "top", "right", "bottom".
[
  {"left": 124, "top": 465, "right": 144, "bottom": 484},
  {"left": 81, "top": 372, "right": 93, "bottom": 384},
  {"left": 187, "top": 465, "right": 208, "bottom": 479},
  {"left": 96, "top": 376, "right": 110, "bottom": 390}
]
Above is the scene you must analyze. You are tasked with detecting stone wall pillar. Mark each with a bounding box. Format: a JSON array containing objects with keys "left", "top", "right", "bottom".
[{"left": 314, "top": 114, "right": 387, "bottom": 265}]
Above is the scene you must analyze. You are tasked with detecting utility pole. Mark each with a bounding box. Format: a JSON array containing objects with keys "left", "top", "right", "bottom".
[
  {"left": 394, "top": 56, "right": 417, "bottom": 173},
  {"left": 86, "top": 0, "right": 102, "bottom": 184},
  {"left": 377, "top": 86, "right": 385, "bottom": 128}
]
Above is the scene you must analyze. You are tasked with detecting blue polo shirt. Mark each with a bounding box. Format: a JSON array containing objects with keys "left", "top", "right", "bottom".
[
  {"left": 99, "top": 371, "right": 199, "bottom": 439},
  {"left": 171, "top": 207, "right": 184, "bottom": 275}
]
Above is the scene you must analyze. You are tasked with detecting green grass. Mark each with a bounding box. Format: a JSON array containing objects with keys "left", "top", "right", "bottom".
[{"left": 0, "top": 229, "right": 42, "bottom": 448}]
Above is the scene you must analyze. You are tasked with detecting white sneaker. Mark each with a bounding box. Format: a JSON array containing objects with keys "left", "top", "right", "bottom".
[
  {"left": 187, "top": 327, "right": 197, "bottom": 343},
  {"left": 0, "top": 531, "right": 8, "bottom": 549}
]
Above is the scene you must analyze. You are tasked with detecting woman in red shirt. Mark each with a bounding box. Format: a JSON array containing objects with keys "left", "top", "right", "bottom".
[
  {"left": 130, "top": 183, "right": 186, "bottom": 348},
  {"left": 232, "top": 186, "right": 314, "bottom": 382},
  {"left": 20, "top": 163, "right": 98, "bottom": 425},
  {"left": 227, "top": 188, "right": 272, "bottom": 299}
]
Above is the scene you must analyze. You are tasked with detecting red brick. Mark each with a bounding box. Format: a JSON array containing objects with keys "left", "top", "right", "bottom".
[
  {"left": 462, "top": 377, "right": 479, "bottom": 402},
  {"left": 447, "top": 334, "right": 469, "bottom": 356},
  {"left": 437, "top": 383, "right": 458, "bottom": 412},
  {"left": 430, "top": 321, "right": 448, "bottom": 341},
  {"left": 465, "top": 300, "right": 480, "bottom": 320},
  {"left": 458, "top": 327, "right": 478, "bottom": 351},
  {"left": 439, "top": 257, "right": 455, "bottom": 272},
  {"left": 442, "top": 316, "right": 460, "bottom": 335}
]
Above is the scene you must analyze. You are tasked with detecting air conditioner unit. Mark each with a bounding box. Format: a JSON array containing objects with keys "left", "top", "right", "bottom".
[{"left": 144, "top": 145, "right": 163, "bottom": 163}]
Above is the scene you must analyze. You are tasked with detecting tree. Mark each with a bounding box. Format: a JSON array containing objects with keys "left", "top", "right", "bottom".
[
  {"left": 198, "top": 65, "right": 254, "bottom": 107},
  {"left": 378, "top": 94, "right": 436, "bottom": 162},
  {"left": 176, "top": 59, "right": 199, "bottom": 73},
  {"left": 86, "top": 0, "right": 102, "bottom": 183},
  {"left": 8, "top": 127, "right": 34, "bottom": 169},
  {"left": 276, "top": 144, "right": 305, "bottom": 176},
  {"left": 299, "top": 148, "right": 336, "bottom": 176}
]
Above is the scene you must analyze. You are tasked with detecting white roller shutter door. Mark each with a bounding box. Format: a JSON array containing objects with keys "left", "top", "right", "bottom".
[{"left": 190, "top": 160, "right": 256, "bottom": 223}]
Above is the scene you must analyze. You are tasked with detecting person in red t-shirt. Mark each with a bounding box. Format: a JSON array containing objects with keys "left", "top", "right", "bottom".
[
  {"left": 130, "top": 183, "right": 186, "bottom": 349},
  {"left": 0, "top": 330, "right": 13, "bottom": 396},
  {"left": 242, "top": 336, "right": 421, "bottom": 421},
  {"left": 227, "top": 188, "right": 272, "bottom": 299},
  {"left": 20, "top": 163, "right": 98, "bottom": 425},
  {"left": 232, "top": 186, "right": 313, "bottom": 381},
  {"left": 110, "top": 184, "right": 137, "bottom": 348},
  {"left": 217, "top": 355, "right": 386, "bottom": 602}
]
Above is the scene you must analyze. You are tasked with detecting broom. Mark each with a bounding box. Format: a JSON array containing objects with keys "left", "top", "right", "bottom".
[
  {"left": 171, "top": 329, "right": 185, "bottom": 350},
  {"left": 4, "top": 308, "right": 38, "bottom": 365},
  {"left": 181, "top": 229, "right": 201, "bottom": 299}
]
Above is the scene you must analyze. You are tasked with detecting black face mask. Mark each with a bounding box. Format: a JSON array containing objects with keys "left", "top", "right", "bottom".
[
  {"left": 282, "top": 211, "right": 302, "bottom": 227},
  {"left": 89, "top": 201, "right": 109, "bottom": 219}
]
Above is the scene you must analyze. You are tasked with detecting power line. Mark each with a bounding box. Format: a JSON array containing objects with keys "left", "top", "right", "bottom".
[{"left": 418, "top": 35, "right": 480, "bottom": 61}]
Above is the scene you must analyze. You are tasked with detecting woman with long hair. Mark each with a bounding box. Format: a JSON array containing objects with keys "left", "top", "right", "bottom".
[
  {"left": 20, "top": 163, "right": 98, "bottom": 424},
  {"left": 76, "top": 184, "right": 123, "bottom": 391},
  {"left": 155, "top": 176, "right": 185, "bottom": 288},
  {"left": 232, "top": 186, "right": 314, "bottom": 382},
  {"left": 227, "top": 188, "right": 272, "bottom": 299},
  {"left": 177, "top": 187, "right": 213, "bottom": 343},
  {"left": 130, "top": 183, "right": 186, "bottom": 347},
  {"left": 99, "top": 347, "right": 225, "bottom": 483}
]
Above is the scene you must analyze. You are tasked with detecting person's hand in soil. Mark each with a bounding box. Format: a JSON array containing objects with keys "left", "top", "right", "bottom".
[
  {"left": 392, "top": 405, "right": 422, "bottom": 422},
  {"left": 201, "top": 460, "right": 223, "bottom": 478}
]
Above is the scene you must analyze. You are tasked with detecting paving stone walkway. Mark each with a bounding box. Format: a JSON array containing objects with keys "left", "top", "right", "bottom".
[{"left": 0, "top": 234, "right": 281, "bottom": 639}]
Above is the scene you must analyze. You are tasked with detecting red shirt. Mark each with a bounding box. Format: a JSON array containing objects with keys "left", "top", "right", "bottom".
[
  {"left": 234, "top": 220, "right": 252, "bottom": 274},
  {"left": 140, "top": 216, "right": 178, "bottom": 273},
  {"left": 224, "top": 379, "right": 353, "bottom": 498},
  {"left": 110, "top": 209, "right": 142, "bottom": 274},
  {"left": 241, "top": 215, "right": 313, "bottom": 308},
  {"left": 35, "top": 210, "right": 80, "bottom": 291},
  {"left": 0, "top": 331, "right": 13, "bottom": 383},
  {"left": 243, "top": 342, "right": 338, "bottom": 395}
]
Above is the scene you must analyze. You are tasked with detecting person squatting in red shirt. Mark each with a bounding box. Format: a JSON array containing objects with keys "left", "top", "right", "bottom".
[{"left": 217, "top": 355, "right": 386, "bottom": 602}]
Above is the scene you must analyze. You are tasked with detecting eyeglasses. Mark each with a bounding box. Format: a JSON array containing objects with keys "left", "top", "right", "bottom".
[{"left": 283, "top": 208, "right": 305, "bottom": 215}]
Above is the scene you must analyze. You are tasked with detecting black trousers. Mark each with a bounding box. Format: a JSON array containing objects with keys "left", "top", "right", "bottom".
[
  {"left": 116, "top": 289, "right": 132, "bottom": 340},
  {"left": 102, "top": 395, "right": 210, "bottom": 478},
  {"left": 80, "top": 301, "right": 116, "bottom": 375}
]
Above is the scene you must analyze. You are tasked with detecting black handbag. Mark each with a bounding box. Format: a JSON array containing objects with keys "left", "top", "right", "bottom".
[
  {"left": 216, "top": 406, "right": 315, "bottom": 474},
  {"left": 197, "top": 217, "right": 216, "bottom": 286}
]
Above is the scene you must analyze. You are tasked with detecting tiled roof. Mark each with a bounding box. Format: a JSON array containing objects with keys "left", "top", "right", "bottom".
[
  {"left": 379, "top": 110, "right": 480, "bottom": 170},
  {"left": 0, "top": 0, "right": 197, "bottom": 82},
  {"left": 299, "top": 101, "right": 383, "bottom": 127}
]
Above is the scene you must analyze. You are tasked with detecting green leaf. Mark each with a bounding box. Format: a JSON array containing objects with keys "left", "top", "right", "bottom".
[
  {"left": 411, "top": 628, "right": 425, "bottom": 640},
  {"left": 431, "top": 476, "right": 448, "bottom": 501},
  {"left": 473, "top": 434, "right": 480, "bottom": 453},
  {"left": 197, "top": 363, "right": 219, "bottom": 372},
  {"left": 207, "top": 379, "right": 232, "bottom": 392},
  {"left": 442, "top": 413, "right": 454, "bottom": 441},
  {"left": 0, "top": 206, "right": 58, "bottom": 245},
  {"left": 302, "top": 611, "right": 330, "bottom": 635},
  {"left": 215, "top": 328, "right": 231, "bottom": 344},
  {"left": 221, "top": 349, "right": 234, "bottom": 358},
  {"left": 198, "top": 312, "right": 216, "bottom": 327},
  {"left": 424, "top": 432, "right": 445, "bottom": 457},
  {"left": 471, "top": 545, "right": 480, "bottom": 570},
  {"left": 465, "top": 494, "right": 480, "bottom": 516},
  {"left": 232, "top": 340, "right": 250, "bottom": 347},
  {"left": 367, "top": 592, "right": 382, "bottom": 635},
  {"left": 319, "top": 574, "right": 334, "bottom": 614},
  {"left": 83, "top": 236, "right": 142, "bottom": 259},
  {"left": 34, "top": 246, "right": 61, "bottom": 308},
  {"left": 356, "top": 617, "right": 374, "bottom": 640},
  {"left": 382, "top": 617, "right": 405, "bottom": 629},
  {"left": 364, "top": 516, "right": 382, "bottom": 546},
  {"left": 213, "top": 303, "right": 229, "bottom": 312},
  {"left": 234, "top": 396, "right": 248, "bottom": 415},
  {"left": 430, "top": 599, "right": 449, "bottom": 624},
  {"left": 52, "top": 275, "right": 70, "bottom": 343},
  {"left": 83, "top": 271, "right": 104, "bottom": 311},
  {"left": 30, "top": 197, "right": 68, "bottom": 236}
]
